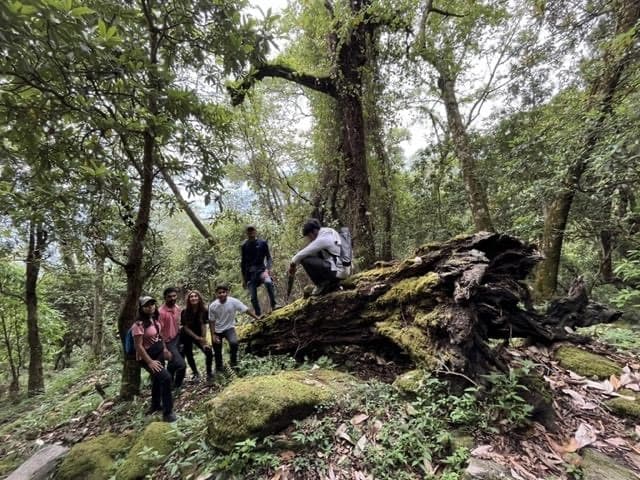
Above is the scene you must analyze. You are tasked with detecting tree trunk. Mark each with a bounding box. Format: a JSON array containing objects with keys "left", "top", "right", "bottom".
[
  {"left": 0, "top": 311, "right": 20, "bottom": 395},
  {"left": 535, "top": 0, "right": 640, "bottom": 298},
  {"left": 26, "top": 220, "right": 46, "bottom": 396},
  {"left": 242, "top": 233, "right": 620, "bottom": 377},
  {"left": 118, "top": 9, "right": 159, "bottom": 399},
  {"left": 92, "top": 248, "right": 106, "bottom": 360},
  {"left": 438, "top": 73, "right": 494, "bottom": 233}
]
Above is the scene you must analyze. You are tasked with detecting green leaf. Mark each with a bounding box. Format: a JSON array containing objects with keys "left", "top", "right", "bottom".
[{"left": 70, "top": 6, "right": 94, "bottom": 17}]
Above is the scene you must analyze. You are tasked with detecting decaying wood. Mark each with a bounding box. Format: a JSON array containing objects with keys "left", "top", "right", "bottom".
[{"left": 241, "top": 233, "right": 621, "bottom": 377}]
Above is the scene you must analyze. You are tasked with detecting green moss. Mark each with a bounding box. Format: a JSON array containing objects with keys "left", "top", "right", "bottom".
[
  {"left": 376, "top": 273, "right": 440, "bottom": 306},
  {"left": 206, "top": 369, "right": 354, "bottom": 451},
  {"left": 414, "top": 306, "right": 448, "bottom": 328},
  {"left": 392, "top": 369, "right": 427, "bottom": 395},
  {"left": 376, "top": 320, "right": 438, "bottom": 368},
  {"left": 0, "top": 452, "right": 23, "bottom": 478},
  {"left": 605, "top": 390, "right": 640, "bottom": 420},
  {"left": 555, "top": 346, "right": 620, "bottom": 379},
  {"left": 57, "top": 433, "right": 130, "bottom": 480},
  {"left": 116, "top": 422, "right": 180, "bottom": 480},
  {"left": 351, "top": 265, "right": 398, "bottom": 285}
]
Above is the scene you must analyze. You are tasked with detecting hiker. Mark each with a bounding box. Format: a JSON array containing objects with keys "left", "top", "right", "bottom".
[
  {"left": 208, "top": 283, "right": 260, "bottom": 373},
  {"left": 240, "top": 225, "right": 277, "bottom": 316},
  {"left": 158, "top": 287, "right": 186, "bottom": 390},
  {"left": 288, "top": 219, "right": 350, "bottom": 295},
  {"left": 132, "top": 296, "right": 176, "bottom": 422},
  {"left": 180, "top": 290, "right": 214, "bottom": 384}
]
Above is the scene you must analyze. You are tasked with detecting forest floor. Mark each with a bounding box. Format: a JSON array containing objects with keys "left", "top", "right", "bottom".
[{"left": 2, "top": 323, "right": 640, "bottom": 479}]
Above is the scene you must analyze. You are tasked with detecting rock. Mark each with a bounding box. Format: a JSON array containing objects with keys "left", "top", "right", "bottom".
[
  {"left": 581, "top": 448, "right": 639, "bottom": 480},
  {"left": 464, "top": 458, "right": 517, "bottom": 479},
  {"left": 57, "top": 433, "right": 129, "bottom": 480},
  {"left": 116, "top": 422, "right": 181, "bottom": 480},
  {"left": 605, "top": 389, "right": 640, "bottom": 420},
  {"left": 555, "top": 346, "right": 620, "bottom": 379},
  {"left": 519, "top": 373, "right": 558, "bottom": 430},
  {"left": 206, "top": 369, "right": 354, "bottom": 451},
  {"left": 7, "top": 444, "right": 68, "bottom": 480}
]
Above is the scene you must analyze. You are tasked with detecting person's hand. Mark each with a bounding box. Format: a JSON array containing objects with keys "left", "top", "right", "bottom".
[
  {"left": 148, "top": 360, "right": 163, "bottom": 373},
  {"left": 288, "top": 263, "right": 296, "bottom": 276},
  {"left": 163, "top": 348, "right": 172, "bottom": 361},
  {"left": 213, "top": 335, "right": 221, "bottom": 344}
]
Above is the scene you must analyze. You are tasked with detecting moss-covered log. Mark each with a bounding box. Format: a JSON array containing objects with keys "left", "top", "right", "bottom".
[{"left": 241, "top": 233, "right": 621, "bottom": 377}]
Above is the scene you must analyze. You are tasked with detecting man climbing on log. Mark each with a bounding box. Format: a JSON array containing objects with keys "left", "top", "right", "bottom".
[
  {"left": 240, "top": 225, "right": 278, "bottom": 316},
  {"left": 288, "top": 219, "right": 349, "bottom": 296}
]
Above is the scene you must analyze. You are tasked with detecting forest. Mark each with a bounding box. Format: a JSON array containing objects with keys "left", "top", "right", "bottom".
[{"left": 1, "top": 0, "right": 640, "bottom": 479}]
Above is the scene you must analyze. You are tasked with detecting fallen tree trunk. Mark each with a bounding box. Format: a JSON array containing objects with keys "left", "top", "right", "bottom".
[{"left": 240, "top": 233, "right": 621, "bottom": 377}]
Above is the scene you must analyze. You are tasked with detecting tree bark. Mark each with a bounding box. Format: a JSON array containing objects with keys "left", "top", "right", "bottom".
[
  {"left": 242, "top": 233, "right": 620, "bottom": 377},
  {"left": 535, "top": 0, "right": 640, "bottom": 298},
  {"left": 91, "top": 248, "right": 106, "bottom": 360},
  {"left": 26, "top": 220, "right": 46, "bottom": 396},
  {"left": 438, "top": 73, "right": 494, "bottom": 233}
]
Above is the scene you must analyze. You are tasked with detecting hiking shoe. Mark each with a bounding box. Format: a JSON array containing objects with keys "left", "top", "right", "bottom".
[
  {"left": 191, "top": 373, "right": 201, "bottom": 383},
  {"left": 206, "top": 374, "right": 214, "bottom": 386},
  {"left": 224, "top": 364, "right": 238, "bottom": 379},
  {"left": 163, "top": 412, "right": 177, "bottom": 423}
]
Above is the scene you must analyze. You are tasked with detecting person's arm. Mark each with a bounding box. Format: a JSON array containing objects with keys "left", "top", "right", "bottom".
[
  {"left": 235, "top": 298, "right": 260, "bottom": 321},
  {"left": 291, "top": 231, "right": 336, "bottom": 265},
  {"left": 181, "top": 311, "right": 199, "bottom": 341},
  {"left": 209, "top": 305, "right": 220, "bottom": 343},
  {"left": 240, "top": 242, "right": 248, "bottom": 287},
  {"left": 264, "top": 240, "right": 273, "bottom": 273},
  {"left": 134, "top": 334, "right": 163, "bottom": 373}
]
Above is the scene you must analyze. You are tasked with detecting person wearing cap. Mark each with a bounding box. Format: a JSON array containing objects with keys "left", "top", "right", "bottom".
[
  {"left": 240, "top": 225, "right": 278, "bottom": 316},
  {"left": 132, "top": 296, "right": 176, "bottom": 422},
  {"left": 208, "top": 283, "right": 261, "bottom": 373},
  {"left": 288, "top": 219, "right": 347, "bottom": 296},
  {"left": 158, "top": 287, "right": 186, "bottom": 391}
]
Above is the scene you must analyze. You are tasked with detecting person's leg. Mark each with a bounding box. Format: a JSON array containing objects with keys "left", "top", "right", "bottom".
[
  {"left": 300, "top": 256, "right": 337, "bottom": 287},
  {"left": 222, "top": 328, "right": 239, "bottom": 367},
  {"left": 195, "top": 341, "right": 214, "bottom": 377},
  {"left": 212, "top": 335, "right": 224, "bottom": 371},
  {"left": 263, "top": 275, "right": 277, "bottom": 309},
  {"left": 182, "top": 334, "right": 198, "bottom": 377},
  {"left": 166, "top": 337, "right": 186, "bottom": 388},
  {"left": 140, "top": 362, "right": 161, "bottom": 413},
  {"left": 248, "top": 278, "right": 261, "bottom": 316},
  {"left": 154, "top": 368, "right": 174, "bottom": 419}
]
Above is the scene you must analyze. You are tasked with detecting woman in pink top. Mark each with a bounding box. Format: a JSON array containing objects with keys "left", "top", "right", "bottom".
[{"left": 132, "top": 296, "right": 176, "bottom": 422}]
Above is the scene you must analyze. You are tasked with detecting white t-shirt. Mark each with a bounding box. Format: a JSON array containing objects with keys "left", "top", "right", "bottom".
[{"left": 208, "top": 296, "right": 248, "bottom": 333}]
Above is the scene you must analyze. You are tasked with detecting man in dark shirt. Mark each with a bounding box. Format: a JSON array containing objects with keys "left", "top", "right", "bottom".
[{"left": 240, "top": 225, "right": 277, "bottom": 316}]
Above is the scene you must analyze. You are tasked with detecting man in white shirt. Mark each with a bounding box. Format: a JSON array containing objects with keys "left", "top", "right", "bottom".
[
  {"left": 288, "top": 219, "right": 349, "bottom": 296},
  {"left": 208, "top": 283, "right": 260, "bottom": 372}
]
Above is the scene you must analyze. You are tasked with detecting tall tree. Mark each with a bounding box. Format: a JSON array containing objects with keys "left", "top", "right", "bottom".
[{"left": 535, "top": 0, "right": 640, "bottom": 298}]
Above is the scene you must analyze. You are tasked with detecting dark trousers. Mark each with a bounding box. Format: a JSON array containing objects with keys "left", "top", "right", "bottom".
[
  {"left": 165, "top": 337, "right": 186, "bottom": 388},
  {"left": 140, "top": 342, "right": 173, "bottom": 416},
  {"left": 247, "top": 270, "right": 276, "bottom": 316},
  {"left": 213, "top": 328, "right": 238, "bottom": 370},
  {"left": 301, "top": 256, "right": 337, "bottom": 287},
  {"left": 181, "top": 331, "right": 213, "bottom": 377}
]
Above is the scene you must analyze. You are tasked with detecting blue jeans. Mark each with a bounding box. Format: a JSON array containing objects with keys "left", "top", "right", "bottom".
[{"left": 248, "top": 271, "right": 276, "bottom": 316}]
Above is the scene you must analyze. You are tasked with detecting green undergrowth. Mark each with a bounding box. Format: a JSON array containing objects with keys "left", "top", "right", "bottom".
[
  {"left": 158, "top": 363, "right": 535, "bottom": 480},
  {"left": 577, "top": 323, "right": 640, "bottom": 353}
]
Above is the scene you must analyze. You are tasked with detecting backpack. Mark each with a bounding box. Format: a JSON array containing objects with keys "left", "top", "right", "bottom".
[
  {"left": 123, "top": 325, "right": 137, "bottom": 355},
  {"left": 337, "top": 227, "right": 352, "bottom": 267}
]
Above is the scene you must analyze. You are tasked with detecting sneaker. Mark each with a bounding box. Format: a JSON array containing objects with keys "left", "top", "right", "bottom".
[
  {"left": 224, "top": 364, "right": 238, "bottom": 379},
  {"left": 163, "top": 412, "right": 177, "bottom": 423},
  {"left": 191, "top": 373, "right": 201, "bottom": 383},
  {"left": 173, "top": 386, "right": 182, "bottom": 397},
  {"left": 206, "top": 374, "right": 214, "bottom": 386}
]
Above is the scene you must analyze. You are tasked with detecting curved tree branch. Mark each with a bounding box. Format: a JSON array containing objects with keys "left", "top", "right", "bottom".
[{"left": 228, "top": 64, "right": 337, "bottom": 106}]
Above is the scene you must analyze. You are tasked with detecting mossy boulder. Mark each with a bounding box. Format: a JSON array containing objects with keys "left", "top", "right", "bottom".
[
  {"left": 57, "top": 433, "right": 129, "bottom": 480},
  {"left": 206, "top": 369, "right": 354, "bottom": 451},
  {"left": 555, "top": 346, "right": 620, "bottom": 379},
  {"left": 605, "top": 390, "right": 640, "bottom": 420},
  {"left": 116, "top": 422, "right": 181, "bottom": 480},
  {"left": 581, "top": 448, "right": 639, "bottom": 480},
  {"left": 393, "top": 369, "right": 427, "bottom": 395}
]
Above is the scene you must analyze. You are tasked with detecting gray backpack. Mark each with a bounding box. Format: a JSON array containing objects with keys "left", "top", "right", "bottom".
[{"left": 338, "top": 227, "right": 352, "bottom": 267}]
